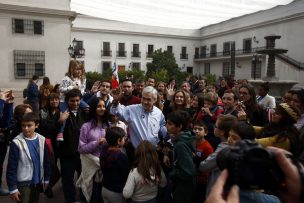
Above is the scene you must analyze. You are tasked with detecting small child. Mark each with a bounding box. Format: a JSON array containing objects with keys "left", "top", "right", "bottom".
[
  {"left": 200, "top": 92, "right": 224, "bottom": 150},
  {"left": 192, "top": 121, "right": 214, "bottom": 203},
  {"left": 123, "top": 140, "right": 167, "bottom": 203},
  {"left": 109, "top": 113, "right": 127, "bottom": 135},
  {"left": 166, "top": 110, "right": 196, "bottom": 203},
  {"left": 100, "top": 127, "right": 130, "bottom": 203},
  {"left": 57, "top": 60, "right": 89, "bottom": 141},
  {"left": 6, "top": 112, "right": 51, "bottom": 203}
]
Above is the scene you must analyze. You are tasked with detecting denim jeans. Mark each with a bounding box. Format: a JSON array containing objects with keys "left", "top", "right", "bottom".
[{"left": 240, "top": 190, "right": 281, "bottom": 203}]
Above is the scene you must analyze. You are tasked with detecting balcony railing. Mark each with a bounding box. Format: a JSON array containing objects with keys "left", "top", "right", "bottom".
[
  {"left": 131, "top": 51, "right": 141, "bottom": 58},
  {"left": 101, "top": 50, "right": 112, "bottom": 57},
  {"left": 116, "top": 51, "right": 126, "bottom": 57},
  {"left": 180, "top": 53, "right": 188, "bottom": 59},
  {"left": 146, "top": 52, "right": 153, "bottom": 58},
  {"left": 194, "top": 47, "right": 266, "bottom": 60}
]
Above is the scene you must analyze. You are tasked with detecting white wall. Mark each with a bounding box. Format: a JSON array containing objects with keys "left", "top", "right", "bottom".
[
  {"left": 0, "top": 0, "right": 70, "bottom": 10},
  {"left": 0, "top": 11, "right": 72, "bottom": 88}
]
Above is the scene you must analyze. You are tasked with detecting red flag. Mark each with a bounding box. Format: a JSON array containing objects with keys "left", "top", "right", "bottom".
[{"left": 111, "top": 62, "right": 119, "bottom": 89}]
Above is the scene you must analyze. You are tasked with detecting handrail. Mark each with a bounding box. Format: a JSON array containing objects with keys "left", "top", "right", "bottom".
[{"left": 275, "top": 54, "right": 304, "bottom": 70}]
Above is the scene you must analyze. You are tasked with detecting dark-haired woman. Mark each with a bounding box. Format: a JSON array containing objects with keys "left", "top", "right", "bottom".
[
  {"left": 239, "top": 84, "right": 268, "bottom": 126},
  {"left": 77, "top": 97, "right": 109, "bottom": 203},
  {"left": 256, "top": 103, "right": 301, "bottom": 156},
  {"left": 38, "top": 93, "right": 61, "bottom": 198}
]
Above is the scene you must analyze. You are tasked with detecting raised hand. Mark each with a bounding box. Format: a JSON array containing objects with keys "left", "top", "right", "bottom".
[
  {"left": 166, "top": 84, "right": 175, "bottom": 101},
  {"left": 59, "top": 111, "right": 70, "bottom": 124}
]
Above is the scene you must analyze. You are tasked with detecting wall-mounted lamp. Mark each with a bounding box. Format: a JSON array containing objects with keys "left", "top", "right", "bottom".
[
  {"left": 253, "top": 36, "right": 259, "bottom": 44},
  {"left": 236, "top": 61, "right": 242, "bottom": 68},
  {"left": 68, "top": 38, "right": 85, "bottom": 59}
]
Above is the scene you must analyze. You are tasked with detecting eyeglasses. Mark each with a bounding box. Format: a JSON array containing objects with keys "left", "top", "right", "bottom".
[{"left": 101, "top": 85, "right": 111, "bottom": 88}]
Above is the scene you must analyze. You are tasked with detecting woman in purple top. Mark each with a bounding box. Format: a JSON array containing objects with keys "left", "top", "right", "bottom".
[{"left": 78, "top": 97, "right": 109, "bottom": 203}]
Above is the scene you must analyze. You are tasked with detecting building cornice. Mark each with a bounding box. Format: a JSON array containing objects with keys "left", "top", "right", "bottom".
[
  {"left": 72, "top": 27, "right": 201, "bottom": 40},
  {"left": 0, "top": 3, "right": 77, "bottom": 20},
  {"left": 201, "top": 12, "right": 304, "bottom": 40}
]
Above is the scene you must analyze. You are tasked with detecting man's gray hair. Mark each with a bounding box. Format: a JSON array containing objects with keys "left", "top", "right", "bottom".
[{"left": 142, "top": 86, "right": 158, "bottom": 100}]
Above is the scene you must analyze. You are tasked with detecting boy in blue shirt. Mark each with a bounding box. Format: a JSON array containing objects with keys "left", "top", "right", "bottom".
[{"left": 6, "top": 112, "right": 50, "bottom": 203}]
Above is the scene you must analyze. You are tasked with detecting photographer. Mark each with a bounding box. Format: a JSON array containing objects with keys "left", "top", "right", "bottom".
[{"left": 205, "top": 146, "right": 304, "bottom": 203}]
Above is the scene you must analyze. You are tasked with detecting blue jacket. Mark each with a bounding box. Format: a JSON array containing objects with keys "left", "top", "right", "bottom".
[
  {"left": 0, "top": 99, "right": 13, "bottom": 128},
  {"left": 27, "top": 82, "right": 40, "bottom": 103},
  {"left": 6, "top": 133, "right": 51, "bottom": 193},
  {"left": 0, "top": 99, "right": 13, "bottom": 142}
]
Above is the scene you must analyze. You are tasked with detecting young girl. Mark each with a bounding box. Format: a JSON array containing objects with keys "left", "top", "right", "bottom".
[
  {"left": 123, "top": 141, "right": 167, "bottom": 203},
  {"left": 100, "top": 127, "right": 130, "bottom": 203},
  {"left": 60, "top": 60, "right": 86, "bottom": 99},
  {"left": 57, "top": 60, "right": 89, "bottom": 141},
  {"left": 78, "top": 97, "right": 109, "bottom": 203}
]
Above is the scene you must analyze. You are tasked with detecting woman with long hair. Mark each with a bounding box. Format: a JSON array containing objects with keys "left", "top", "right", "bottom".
[
  {"left": 78, "top": 97, "right": 109, "bottom": 203},
  {"left": 123, "top": 140, "right": 167, "bottom": 203},
  {"left": 39, "top": 76, "right": 53, "bottom": 109},
  {"left": 256, "top": 103, "right": 301, "bottom": 156},
  {"left": 239, "top": 84, "right": 268, "bottom": 126},
  {"left": 163, "top": 90, "right": 190, "bottom": 119}
]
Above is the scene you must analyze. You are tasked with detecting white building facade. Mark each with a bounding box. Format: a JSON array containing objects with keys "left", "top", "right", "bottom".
[
  {"left": 0, "top": 0, "right": 75, "bottom": 89},
  {"left": 194, "top": 0, "right": 304, "bottom": 83},
  {"left": 72, "top": 15, "right": 200, "bottom": 74}
]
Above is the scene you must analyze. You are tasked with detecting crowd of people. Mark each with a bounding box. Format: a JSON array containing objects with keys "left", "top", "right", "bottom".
[{"left": 0, "top": 59, "right": 304, "bottom": 203}]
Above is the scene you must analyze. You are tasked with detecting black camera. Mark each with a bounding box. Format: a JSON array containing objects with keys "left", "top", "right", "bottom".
[{"left": 216, "top": 140, "right": 285, "bottom": 191}]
